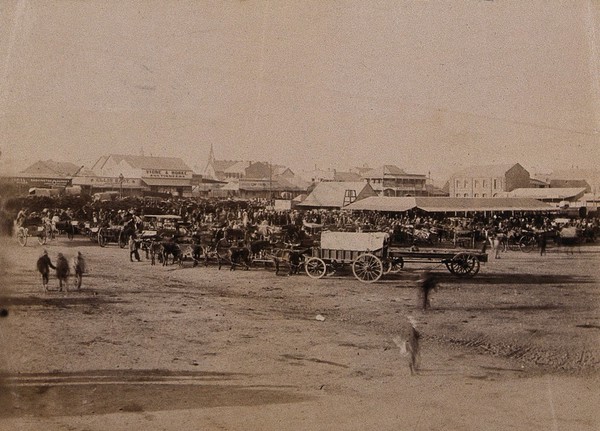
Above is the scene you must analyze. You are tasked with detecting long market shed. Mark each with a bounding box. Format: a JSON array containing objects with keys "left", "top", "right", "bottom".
[{"left": 344, "top": 196, "right": 556, "bottom": 214}]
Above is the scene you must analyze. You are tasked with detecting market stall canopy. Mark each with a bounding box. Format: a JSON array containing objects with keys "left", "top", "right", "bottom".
[
  {"left": 345, "top": 196, "right": 556, "bottom": 213},
  {"left": 501, "top": 187, "right": 587, "bottom": 201},
  {"left": 344, "top": 196, "right": 417, "bottom": 212}
]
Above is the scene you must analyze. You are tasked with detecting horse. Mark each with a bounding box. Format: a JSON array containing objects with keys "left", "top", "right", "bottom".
[
  {"left": 161, "top": 241, "right": 182, "bottom": 266},
  {"left": 273, "top": 247, "right": 309, "bottom": 275}
]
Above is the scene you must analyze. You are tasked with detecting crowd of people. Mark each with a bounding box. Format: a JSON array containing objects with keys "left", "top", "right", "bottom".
[
  {"left": 4, "top": 195, "right": 599, "bottom": 376},
  {"left": 7, "top": 195, "right": 600, "bottom": 249}
]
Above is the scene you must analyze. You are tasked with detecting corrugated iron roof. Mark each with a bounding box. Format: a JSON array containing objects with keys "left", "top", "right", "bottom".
[
  {"left": 345, "top": 196, "right": 555, "bottom": 212},
  {"left": 507, "top": 188, "right": 586, "bottom": 200},
  {"left": 20, "top": 160, "right": 82, "bottom": 177},
  {"left": 109, "top": 154, "right": 192, "bottom": 171}
]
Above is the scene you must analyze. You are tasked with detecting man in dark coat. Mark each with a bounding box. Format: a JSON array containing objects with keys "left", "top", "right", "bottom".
[
  {"left": 55, "top": 253, "right": 70, "bottom": 291},
  {"left": 73, "top": 252, "right": 86, "bottom": 290},
  {"left": 36, "top": 250, "right": 55, "bottom": 291}
]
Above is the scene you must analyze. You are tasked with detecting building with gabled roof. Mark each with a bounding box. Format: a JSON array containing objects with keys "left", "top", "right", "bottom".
[
  {"left": 449, "top": 163, "right": 530, "bottom": 198},
  {"left": 361, "top": 164, "right": 428, "bottom": 197},
  {"left": 75, "top": 154, "right": 195, "bottom": 197},
  {"left": 8, "top": 159, "right": 85, "bottom": 190}
]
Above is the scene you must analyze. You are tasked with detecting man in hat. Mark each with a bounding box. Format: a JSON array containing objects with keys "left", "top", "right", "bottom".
[{"left": 36, "top": 250, "right": 56, "bottom": 291}]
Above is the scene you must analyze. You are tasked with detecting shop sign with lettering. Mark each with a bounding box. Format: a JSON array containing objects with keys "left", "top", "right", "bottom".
[{"left": 143, "top": 169, "right": 190, "bottom": 179}]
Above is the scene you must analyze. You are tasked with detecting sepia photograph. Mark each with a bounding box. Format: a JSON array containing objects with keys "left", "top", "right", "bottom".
[{"left": 0, "top": 1, "right": 599, "bottom": 429}]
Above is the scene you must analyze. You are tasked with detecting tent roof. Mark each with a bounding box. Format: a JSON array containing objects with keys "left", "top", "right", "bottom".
[{"left": 297, "top": 182, "right": 376, "bottom": 208}]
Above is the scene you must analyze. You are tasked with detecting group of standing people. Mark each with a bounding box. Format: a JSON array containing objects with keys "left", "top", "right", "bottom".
[{"left": 36, "top": 250, "right": 86, "bottom": 291}]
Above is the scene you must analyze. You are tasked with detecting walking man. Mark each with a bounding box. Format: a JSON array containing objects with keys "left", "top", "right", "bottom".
[
  {"left": 73, "top": 252, "right": 86, "bottom": 289},
  {"left": 417, "top": 271, "right": 438, "bottom": 310},
  {"left": 36, "top": 250, "right": 55, "bottom": 291}
]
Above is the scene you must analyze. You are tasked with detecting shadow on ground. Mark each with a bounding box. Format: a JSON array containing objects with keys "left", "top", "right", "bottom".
[{"left": 0, "top": 369, "right": 308, "bottom": 418}]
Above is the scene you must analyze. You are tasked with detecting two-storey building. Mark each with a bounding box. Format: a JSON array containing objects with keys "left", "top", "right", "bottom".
[{"left": 449, "top": 163, "right": 530, "bottom": 198}]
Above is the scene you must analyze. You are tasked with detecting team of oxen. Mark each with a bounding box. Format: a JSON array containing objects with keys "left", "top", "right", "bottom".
[{"left": 138, "top": 223, "right": 312, "bottom": 275}]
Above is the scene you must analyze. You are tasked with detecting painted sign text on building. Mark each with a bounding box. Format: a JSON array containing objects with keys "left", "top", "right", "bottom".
[{"left": 143, "top": 169, "right": 190, "bottom": 178}]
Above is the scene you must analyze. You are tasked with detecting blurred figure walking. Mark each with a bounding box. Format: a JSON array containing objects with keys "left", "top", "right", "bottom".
[
  {"left": 73, "top": 252, "right": 86, "bottom": 290},
  {"left": 36, "top": 250, "right": 55, "bottom": 291},
  {"left": 417, "top": 271, "right": 438, "bottom": 310},
  {"left": 55, "top": 253, "right": 70, "bottom": 291}
]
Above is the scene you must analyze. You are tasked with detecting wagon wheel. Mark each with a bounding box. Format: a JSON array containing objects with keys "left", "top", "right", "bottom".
[
  {"left": 352, "top": 253, "right": 384, "bottom": 283},
  {"left": 449, "top": 253, "right": 480, "bottom": 278},
  {"left": 383, "top": 257, "right": 404, "bottom": 274},
  {"left": 518, "top": 236, "right": 536, "bottom": 253},
  {"left": 118, "top": 231, "right": 127, "bottom": 248},
  {"left": 97, "top": 229, "right": 107, "bottom": 247},
  {"left": 17, "top": 227, "right": 27, "bottom": 247},
  {"left": 37, "top": 228, "right": 47, "bottom": 245},
  {"left": 305, "top": 257, "right": 327, "bottom": 279}
]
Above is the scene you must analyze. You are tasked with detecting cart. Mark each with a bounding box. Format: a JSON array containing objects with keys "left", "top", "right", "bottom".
[
  {"left": 305, "top": 231, "right": 488, "bottom": 283},
  {"left": 388, "top": 247, "right": 487, "bottom": 278},
  {"left": 16, "top": 219, "right": 48, "bottom": 246},
  {"left": 304, "top": 231, "right": 393, "bottom": 283}
]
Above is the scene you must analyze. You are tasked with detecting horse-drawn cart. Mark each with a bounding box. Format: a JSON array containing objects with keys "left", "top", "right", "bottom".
[
  {"left": 305, "top": 231, "right": 393, "bottom": 283},
  {"left": 305, "top": 231, "right": 488, "bottom": 283},
  {"left": 388, "top": 247, "right": 487, "bottom": 278},
  {"left": 16, "top": 218, "right": 48, "bottom": 246}
]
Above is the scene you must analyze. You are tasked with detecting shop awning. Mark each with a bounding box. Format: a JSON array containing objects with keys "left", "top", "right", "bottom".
[{"left": 142, "top": 178, "right": 192, "bottom": 187}]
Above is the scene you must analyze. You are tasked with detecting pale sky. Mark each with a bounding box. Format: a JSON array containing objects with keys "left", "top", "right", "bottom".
[{"left": 1, "top": 0, "right": 599, "bottom": 182}]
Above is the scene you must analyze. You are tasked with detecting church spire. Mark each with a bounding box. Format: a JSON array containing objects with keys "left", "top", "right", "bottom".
[{"left": 204, "top": 143, "right": 216, "bottom": 177}]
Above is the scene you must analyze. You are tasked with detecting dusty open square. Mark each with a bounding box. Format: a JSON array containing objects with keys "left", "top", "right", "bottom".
[{"left": 0, "top": 235, "right": 598, "bottom": 430}]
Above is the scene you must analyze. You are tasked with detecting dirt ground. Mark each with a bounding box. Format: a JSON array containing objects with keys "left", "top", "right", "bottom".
[{"left": 0, "top": 234, "right": 598, "bottom": 430}]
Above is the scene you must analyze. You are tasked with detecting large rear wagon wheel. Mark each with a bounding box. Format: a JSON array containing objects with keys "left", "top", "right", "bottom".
[
  {"left": 17, "top": 227, "right": 27, "bottom": 247},
  {"left": 519, "top": 236, "right": 536, "bottom": 253},
  {"left": 384, "top": 258, "right": 404, "bottom": 274},
  {"left": 305, "top": 257, "right": 327, "bottom": 279},
  {"left": 352, "top": 253, "right": 383, "bottom": 283},
  {"left": 449, "top": 253, "right": 480, "bottom": 278}
]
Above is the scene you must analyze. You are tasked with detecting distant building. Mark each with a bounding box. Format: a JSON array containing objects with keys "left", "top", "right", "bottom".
[
  {"left": 297, "top": 168, "right": 362, "bottom": 183},
  {"left": 544, "top": 168, "right": 600, "bottom": 195},
  {"left": 361, "top": 165, "right": 428, "bottom": 197},
  {"left": 449, "top": 163, "right": 530, "bottom": 198},
  {"left": 74, "top": 154, "right": 195, "bottom": 197},
  {"left": 549, "top": 179, "right": 591, "bottom": 192},
  {"left": 499, "top": 187, "right": 587, "bottom": 204},
  {"left": 9, "top": 160, "right": 84, "bottom": 190}
]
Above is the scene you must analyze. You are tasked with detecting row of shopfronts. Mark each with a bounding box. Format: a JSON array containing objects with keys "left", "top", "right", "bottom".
[{"left": 2, "top": 155, "right": 307, "bottom": 199}]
